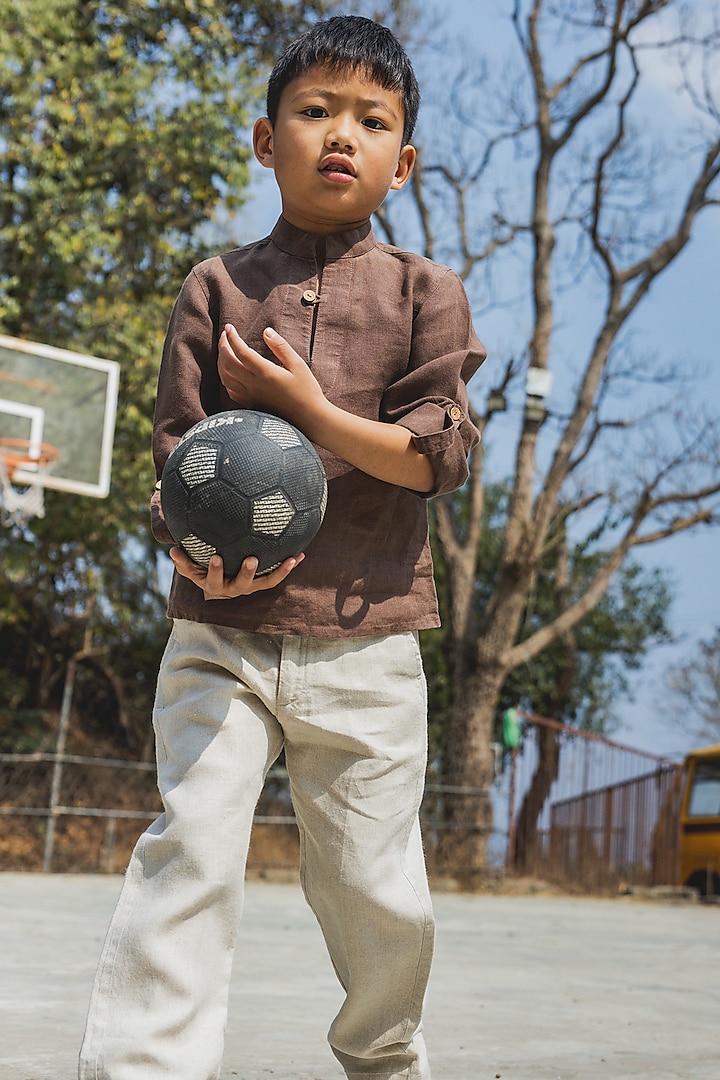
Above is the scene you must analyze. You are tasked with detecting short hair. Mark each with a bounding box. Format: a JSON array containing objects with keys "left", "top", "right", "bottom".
[{"left": 266, "top": 15, "right": 420, "bottom": 144}]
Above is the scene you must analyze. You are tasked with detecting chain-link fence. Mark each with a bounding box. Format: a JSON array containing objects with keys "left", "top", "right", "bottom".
[
  {"left": 0, "top": 751, "right": 504, "bottom": 878},
  {"left": 1, "top": 711, "right": 685, "bottom": 890},
  {"left": 0, "top": 751, "right": 303, "bottom": 874}
]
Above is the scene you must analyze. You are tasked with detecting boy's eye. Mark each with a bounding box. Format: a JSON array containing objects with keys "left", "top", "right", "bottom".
[
  {"left": 303, "top": 107, "right": 328, "bottom": 119},
  {"left": 362, "top": 117, "right": 387, "bottom": 131}
]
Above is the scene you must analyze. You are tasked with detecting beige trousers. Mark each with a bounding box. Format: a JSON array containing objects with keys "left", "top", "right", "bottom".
[{"left": 79, "top": 621, "right": 434, "bottom": 1080}]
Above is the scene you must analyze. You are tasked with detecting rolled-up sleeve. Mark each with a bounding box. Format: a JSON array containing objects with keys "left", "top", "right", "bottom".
[{"left": 380, "top": 267, "right": 486, "bottom": 497}]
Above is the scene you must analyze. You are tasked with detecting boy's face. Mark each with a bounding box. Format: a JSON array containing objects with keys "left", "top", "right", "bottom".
[{"left": 254, "top": 65, "right": 416, "bottom": 235}]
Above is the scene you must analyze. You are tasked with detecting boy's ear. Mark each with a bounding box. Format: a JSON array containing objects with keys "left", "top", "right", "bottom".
[
  {"left": 253, "top": 117, "right": 274, "bottom": 169},
  {"left": 390, "top": 144, "right": 416, "bottom": 191}
]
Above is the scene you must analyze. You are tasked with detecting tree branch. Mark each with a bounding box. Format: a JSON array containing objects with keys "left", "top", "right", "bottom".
[
  {"left": 618, "top": 138, "right": 720, "bottom": 310},
  {"left": 508, "top": 480, "right": 720, "bottom": 671}
]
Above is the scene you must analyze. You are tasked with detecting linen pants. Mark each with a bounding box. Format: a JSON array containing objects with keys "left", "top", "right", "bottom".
[{"left": 79, "top": 620, "right": 434, "bottom": 1080}]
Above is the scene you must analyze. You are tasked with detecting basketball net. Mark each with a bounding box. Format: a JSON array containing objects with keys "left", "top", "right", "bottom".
[{"left": 0, "top": 438, "right": 58, "bottom": 528}]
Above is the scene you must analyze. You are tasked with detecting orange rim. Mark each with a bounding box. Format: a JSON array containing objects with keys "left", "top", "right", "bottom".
[{"left": 0, "top": 438, "right": 58, "bottom": 476}]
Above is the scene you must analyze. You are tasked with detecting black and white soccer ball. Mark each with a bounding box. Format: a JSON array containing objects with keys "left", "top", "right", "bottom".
[{"left": 160, "top": 410, "right": 327, "bottom": 577}]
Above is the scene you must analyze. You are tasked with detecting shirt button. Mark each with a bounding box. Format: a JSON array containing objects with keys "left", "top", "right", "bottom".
[
  {"left": 449, "top": 405, "right": 463, "bottom": 422},
  {"left": 302, "top": 289, "right": 318, "bottom": 305}
]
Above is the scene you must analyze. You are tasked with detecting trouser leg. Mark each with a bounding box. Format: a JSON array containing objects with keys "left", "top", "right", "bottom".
[
  {"left": 279, "top": 632, "right": 434, "bottom": 1080},
  {"left": 79, "top": 622, "right": 284, "bottom": 1080}
]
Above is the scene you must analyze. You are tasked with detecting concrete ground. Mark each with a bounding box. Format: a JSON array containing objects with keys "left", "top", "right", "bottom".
[{"left": 0, "top": 872, "right": 717, "bottom": 1080}]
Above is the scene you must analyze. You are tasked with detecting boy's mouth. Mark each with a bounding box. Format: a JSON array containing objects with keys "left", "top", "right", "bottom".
[{"left": 320, "top": 155, "right": 356, "bottom": 181}]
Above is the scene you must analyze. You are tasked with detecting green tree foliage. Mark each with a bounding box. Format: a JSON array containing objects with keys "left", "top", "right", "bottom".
[
  {"left": 500, "top": 557, "right": 673, "bottom": 734},
  {"left": 0, "top": 0, "right": 324, "bottom": 750},
  {"left": 423, "top": 482, "right": 673, "bottom": 767}
]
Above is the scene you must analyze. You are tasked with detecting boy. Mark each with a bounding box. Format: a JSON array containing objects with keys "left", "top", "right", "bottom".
[{"left": 79, "top": 15, "right": 485, "bottom": 1080}]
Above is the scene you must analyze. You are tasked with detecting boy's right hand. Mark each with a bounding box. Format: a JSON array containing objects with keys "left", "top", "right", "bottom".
[{"left": 169, "top": 547, "right": 304, "bottom": 600}]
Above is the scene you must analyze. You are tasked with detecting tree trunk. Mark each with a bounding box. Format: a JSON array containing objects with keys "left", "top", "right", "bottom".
[
  {"left": 436, "top": 661, "right": 505, "bottom": 881},
  {"left": 513, "top": 538, "right": 577, "bottom": 873},
  {"left": 513, "top": 724, "right": 561, "bottom": 874}
]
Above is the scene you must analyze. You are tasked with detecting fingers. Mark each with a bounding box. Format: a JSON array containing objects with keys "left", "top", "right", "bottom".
[
  {"left": 169, "top": 547, "right": 305, "bottom": 599},
  {"left": 223, "top": 323, "right": 301, "bottom": 374},
  {"left": 250, "top": 552, "right": 305, "bottom": 591},
  {"left": 222, "top": 325, "right": 267, "bottom": 372},
  {"left": 262, "top": 326, "right": 299, "bottom": 370},
  {"left": 218, "top": 323, "right": 323, "bottom": 429},
  {"left": 169, "top": 546, "right": 212, "bottom": 587},
  {"left": 204, "top": 553, "right": 246, "bottom": 597},
  {"left": 218, "top": 328, "right": 252, "bottom": 400},
  {"left": 219, "top": 325, "right": 293, "bottom": 409}
]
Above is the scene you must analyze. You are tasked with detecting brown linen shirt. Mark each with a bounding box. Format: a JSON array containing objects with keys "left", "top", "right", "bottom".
[{"left": 151, "top": 217, "right": 486, "bottom": 636}]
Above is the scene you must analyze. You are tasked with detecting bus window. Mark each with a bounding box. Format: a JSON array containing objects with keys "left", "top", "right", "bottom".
[{"left": 687, "top": 760, "right": 720, "bottom": 818}]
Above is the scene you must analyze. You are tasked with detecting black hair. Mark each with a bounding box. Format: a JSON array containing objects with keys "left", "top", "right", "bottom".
[{"left": 266, "top": 15, "right": 420, "bottom": 144}]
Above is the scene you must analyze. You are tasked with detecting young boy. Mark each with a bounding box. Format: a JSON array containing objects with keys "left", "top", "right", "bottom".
[{"left": 79, "top": 15, "right": 485, "bottom": 1080}]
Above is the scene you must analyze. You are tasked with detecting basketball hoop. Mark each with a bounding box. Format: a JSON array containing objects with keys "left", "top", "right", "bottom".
[{"left": 0, "top": 438, "right": 58, "bottom": 527}]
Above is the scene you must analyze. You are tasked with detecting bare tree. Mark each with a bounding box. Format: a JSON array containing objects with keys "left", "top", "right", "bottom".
[
  {"left": 659, "top": 627, "right": 720, "bottom": 744},
  {"left": 375, "top": 0, "right": 720, "bottom": 870}
]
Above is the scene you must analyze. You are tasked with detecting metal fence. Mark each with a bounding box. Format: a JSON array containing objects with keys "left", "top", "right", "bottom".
[
  {"left": 0, "top": 751, "right": 304, "bottom": 874},
  {"left": 1, "top": 751, "right": 159, "bottom": 873},
  {"left": 505, "top": 711, "right": 683, "bottom": 891},
  {"left": 1, "top": 710, "right": 685, "bottom": 890},
  {"left": 0, "top": 750, "right": 505, "bottom": 877},
  {"left": 546, "top": 767, "right": 682, "bottom": 889}
]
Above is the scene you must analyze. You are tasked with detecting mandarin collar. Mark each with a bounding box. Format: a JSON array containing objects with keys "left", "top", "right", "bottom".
[{"left": 269, "top": 217, "right": 377, "bottom": 261}]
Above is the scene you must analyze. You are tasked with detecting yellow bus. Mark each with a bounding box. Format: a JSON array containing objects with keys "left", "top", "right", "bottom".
[{"left": 678, "top": 744, "right": 720, "bottom": 897}]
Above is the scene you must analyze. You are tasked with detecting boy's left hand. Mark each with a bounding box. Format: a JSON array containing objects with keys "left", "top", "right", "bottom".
[
  {"left": 218, "top": 324, "right": 326, "bottom": 429},
  {"left": 169, "top": 545, "right": 304, "bottom": 599}
]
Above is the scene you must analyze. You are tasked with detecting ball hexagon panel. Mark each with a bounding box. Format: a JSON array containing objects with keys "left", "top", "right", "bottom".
[
  {"left": 252, "top": 490, "right": 296, "bottom": 536},
  {"left": 259, "top": 415, "right": 302, "bottom": 449},
  {"left": 178, "top": 443, "right": 219, "bottom": 488},
  {"left": 179, "top": 534, "right": 217, "bottom": 565}
]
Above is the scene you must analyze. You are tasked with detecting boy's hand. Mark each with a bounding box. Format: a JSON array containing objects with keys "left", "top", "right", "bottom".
[
  {"left": 218, "top": 322, "right": 434, "bottom": 493},
  {"left": 169, "top": 546, "right": 304, "bottom": 599},
  {"left": 218, "top": 324, "right": 326, "bottom": 426}
]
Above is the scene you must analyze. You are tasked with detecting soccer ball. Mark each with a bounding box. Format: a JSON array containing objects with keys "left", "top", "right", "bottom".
[{"left": 160, "top": 410, "right": 327, "bottom": 577}]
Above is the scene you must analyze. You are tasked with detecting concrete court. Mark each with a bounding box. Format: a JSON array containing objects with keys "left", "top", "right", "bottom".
[{"left": 0, "top": 873, "right": 717, "bottom": 1080}]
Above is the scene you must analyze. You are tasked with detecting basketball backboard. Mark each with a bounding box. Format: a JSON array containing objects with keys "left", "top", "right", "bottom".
[{"left": 0, "top": 334, "right": 120, "bottom": 497}]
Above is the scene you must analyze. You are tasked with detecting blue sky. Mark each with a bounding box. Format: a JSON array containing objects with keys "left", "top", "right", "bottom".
[{"left": 233, "top": 0, "right": 719, "bottom": 760}]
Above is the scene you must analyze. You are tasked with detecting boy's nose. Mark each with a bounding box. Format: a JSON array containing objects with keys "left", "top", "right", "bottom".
[{"left": 326, "top": 127, "right": 355, "bottom": 152}]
